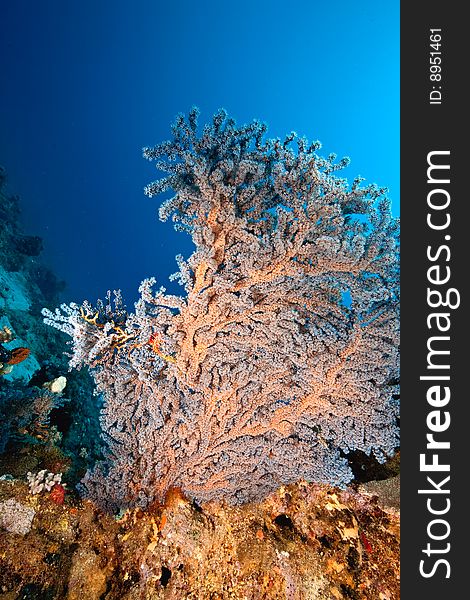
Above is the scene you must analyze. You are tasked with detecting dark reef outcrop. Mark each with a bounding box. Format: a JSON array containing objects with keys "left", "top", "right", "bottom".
[{"left": 0, "top": 166, "right": 100, "bottom": 485}]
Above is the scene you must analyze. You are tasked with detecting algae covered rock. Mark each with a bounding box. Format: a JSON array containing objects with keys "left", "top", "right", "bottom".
[{"left": 0, "top": 480, "right": 399, "bottom": 599}]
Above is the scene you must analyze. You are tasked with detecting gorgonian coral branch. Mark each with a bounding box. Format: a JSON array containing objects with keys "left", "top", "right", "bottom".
[{"left": 44, "top": 109, "right": 399, "bottom": 511}]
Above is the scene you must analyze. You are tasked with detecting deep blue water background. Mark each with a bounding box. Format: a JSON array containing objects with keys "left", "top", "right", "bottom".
[{"left": 1, "top": 0, "right": 399, "bottom": 307}]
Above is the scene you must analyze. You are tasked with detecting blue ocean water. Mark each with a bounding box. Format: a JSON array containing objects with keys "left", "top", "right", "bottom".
[{"left": 0, "top": 0, "right": 399, "bottom": 307}]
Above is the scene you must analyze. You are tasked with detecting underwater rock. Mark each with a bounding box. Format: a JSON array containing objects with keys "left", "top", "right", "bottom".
[
  {"left": 0, "top": 171, "right": 101, "bottom": 516},
  {"left": 0, "top": 480, "right": 399, "bottom": 599},
  {"left": 359, "top": 475, "right": 400, "bottom": 511},
  {"left": 13, "top": 235, "right": 43, "bottom": 257},
  {"left": 33, "top": 264, "right": 66, "bottom": 304},
  {"left": 67, "top": 548, "right": 108, "bottom": 600},
  {"left": 0, "top": 268, "right": 31, "bottom": 312}
]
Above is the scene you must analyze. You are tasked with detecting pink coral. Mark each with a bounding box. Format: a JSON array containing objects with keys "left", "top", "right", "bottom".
[{"left": 43, "top": 110, "right": 399, "bottom": 511}]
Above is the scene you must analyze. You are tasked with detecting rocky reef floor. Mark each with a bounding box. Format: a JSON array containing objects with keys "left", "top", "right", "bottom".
[{"left": 0, "top": 477, "right": 399, "bottom": 600}]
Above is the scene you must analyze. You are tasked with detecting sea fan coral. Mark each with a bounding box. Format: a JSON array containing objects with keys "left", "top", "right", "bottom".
[{"left": 43, "top": 109, "right": 399, "bottom": 511}]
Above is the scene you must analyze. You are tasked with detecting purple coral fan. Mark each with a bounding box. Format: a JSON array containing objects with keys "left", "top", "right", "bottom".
[{"left": 43, "top": 109, "right": 399, "bottom": 511}]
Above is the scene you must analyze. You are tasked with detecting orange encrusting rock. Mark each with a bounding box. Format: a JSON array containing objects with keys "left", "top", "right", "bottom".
[{"left": 0, "top": 479, "right": 399, "bottom": 599}]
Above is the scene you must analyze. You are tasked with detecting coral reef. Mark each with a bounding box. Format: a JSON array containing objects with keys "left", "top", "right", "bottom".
[
  {"left": 26, "top": 470, "right": 65, "bottom": 495},
  {"left": 44, "top": 109, "right": 399, "bottom": 511},
  {"left": 0, "top": 478, "right": 399, "bottom": 599},
  {"left": 0, "top": 324, "right": 31, "bottom": 377},
  {"left": 0, "top": 166, "right": 101, "bottom": 487},
  {"left": 0, "top": 384, "right": 68, "bottom": 453},
  {"left": 0, "top": 497, "right": 36, "bottom": 535}
]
